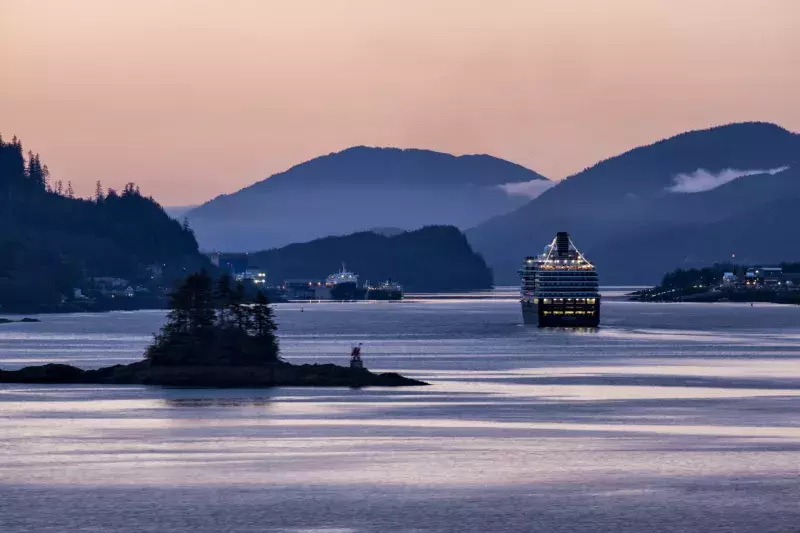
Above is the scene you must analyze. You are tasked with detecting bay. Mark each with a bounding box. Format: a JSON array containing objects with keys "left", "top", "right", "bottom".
[{"left": 2, "top": 290, "right": 800, "bottom": 532}]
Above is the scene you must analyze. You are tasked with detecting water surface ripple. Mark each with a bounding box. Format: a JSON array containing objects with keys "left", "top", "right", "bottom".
[{"left": 2, "top": 293, "right": 800, "bottom": 532}]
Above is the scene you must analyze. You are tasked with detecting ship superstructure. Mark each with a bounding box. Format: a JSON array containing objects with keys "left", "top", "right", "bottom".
[
  {"left": 326, "top": 264, "right": 359, "bottom": 287},
  {"left": 519, "top": 232, "right": 600, "bottom": 327}
]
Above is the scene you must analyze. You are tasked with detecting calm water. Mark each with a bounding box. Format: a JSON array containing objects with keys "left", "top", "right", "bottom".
[{"left": 2, "top": 290, "right": 800, "bottom": 532}]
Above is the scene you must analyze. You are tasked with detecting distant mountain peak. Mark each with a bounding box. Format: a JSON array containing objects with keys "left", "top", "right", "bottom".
[
  {"left": 215, "top": 145, "right": 549, "bottom": 198},
  {"left": 186, "top": 146, "right": 548, "bottom": 252},
  {"left": 572, "top": 121, "right": 796, "bottom": 180}
]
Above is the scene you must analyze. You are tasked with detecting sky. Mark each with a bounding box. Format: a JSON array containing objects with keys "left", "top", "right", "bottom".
[{"left": 1, "top": 0, "right": 799, "bottom": 205}]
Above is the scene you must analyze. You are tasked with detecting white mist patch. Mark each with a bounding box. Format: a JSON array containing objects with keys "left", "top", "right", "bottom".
[
  {"left": 668, "top": 166, "right": 789, "bottom": 193},
  {"left": 498, "top": 179, "right": 556, "bottom": 199}
]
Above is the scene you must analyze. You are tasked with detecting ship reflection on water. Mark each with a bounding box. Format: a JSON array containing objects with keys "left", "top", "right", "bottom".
[
  {"left": 533, "top": 326, "right": 599, "bottom": 334},
  {"left": 162, "top": 396, "right": 274, "bottom": 408}
]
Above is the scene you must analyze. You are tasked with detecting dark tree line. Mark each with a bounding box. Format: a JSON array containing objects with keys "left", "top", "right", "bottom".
[
  {"left": 0, "top": 134, "right": 208, "bottom": 312},
  {"left": 659, "top": 267, "right": 725, "bottom": 291},
  {"left": 657, "top": 262, "right": 800, "bottom": 291},
  {"left": 146, "top": 271, "right": 279, "bottom": 366}
]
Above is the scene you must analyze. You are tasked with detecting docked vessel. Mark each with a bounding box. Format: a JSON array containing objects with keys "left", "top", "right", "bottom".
[
  {"left": 366, "top": 280, "right": 404, "bottom": 301},
  {"left": 326, "top": 264, "right": 361, "bottom": 300},
  {"left": 519, "top": 232, "right": 600, "bottom": 327}
]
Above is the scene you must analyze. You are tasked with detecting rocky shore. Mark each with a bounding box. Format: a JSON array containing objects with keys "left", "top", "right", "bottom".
[{"left": 0, "top": 360, "right": 428, "bottom": 388}]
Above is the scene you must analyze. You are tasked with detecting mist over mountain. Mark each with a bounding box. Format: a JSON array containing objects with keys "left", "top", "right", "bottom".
[
  {"left": 164, "top": 205, "right": 197, "bottom": 220},
  {"left": 186, "top": 146, "right": 549, "bottom": 251},
  {"left": 466, "top": 122, "right": 800, "bottom": 284}
]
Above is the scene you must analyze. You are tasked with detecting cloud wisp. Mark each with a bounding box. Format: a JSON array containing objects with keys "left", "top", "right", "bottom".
[
  {"left": 498, "top": 179, "right": 556, "bottom": 199},
  {"left": 668, "top": 166, "right": 789, "bottom": 193}
]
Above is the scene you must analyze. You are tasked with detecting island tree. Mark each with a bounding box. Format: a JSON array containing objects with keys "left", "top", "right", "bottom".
[{"left": 146, "top": 271, "right": 280, "bottom": 366}]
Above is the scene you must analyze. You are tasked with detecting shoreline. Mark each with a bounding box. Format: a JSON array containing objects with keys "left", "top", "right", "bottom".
[
  {"left": 628, "top": 289, "right": 800, "bottom": 305},
  {"left": 0, "top": 288, "right": 500, "bottom": 316}
]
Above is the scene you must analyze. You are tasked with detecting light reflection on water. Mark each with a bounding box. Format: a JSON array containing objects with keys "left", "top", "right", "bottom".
[{"left": 2, "top": 293, "right": 800, "bottom": 531}]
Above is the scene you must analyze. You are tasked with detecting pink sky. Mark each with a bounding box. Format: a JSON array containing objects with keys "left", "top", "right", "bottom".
[{"left": 1, "top": 0, "right": 799, "bottom": 205}]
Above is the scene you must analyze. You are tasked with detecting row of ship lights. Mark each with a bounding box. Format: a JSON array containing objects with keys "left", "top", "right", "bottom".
[
  {"left": 527, "top": 259, "right": 595, "bottom": 269},
  {"left": 526, "top": 258, "right": 592, "bottom": 264}
]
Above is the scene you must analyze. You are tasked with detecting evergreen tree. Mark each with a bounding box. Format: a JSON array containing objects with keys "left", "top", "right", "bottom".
[
  {"left": 5, "top": 136, "right": 25, "bottom": 182},
  {"left": 244, "top": 290, "right": 280, "bottom": 363},
  {"left": 25, "top": 150, "right": 34, "bottom": 180},
  {"left": 147, "top": 280, "right": 194, "bottom": 365},
  {"left": 230, "top": 281, "right": 250, "bottom": 332},
  {"left": 251, "top": 290, "right": 278, "bottom": 342},
  {"left": 26, "top": 152, "right": 45, "bottom": 190},
  {"left": 42, "top": 164, "right": 50, "bottom": 191},
  {"left": 94, "top": 180, "right": 104, "bottom": 203},
  {"left": 66, "top": 181, "right": 74, "bottom": 198},
  {"left": 166, "top": 281, "right": 193, "bottom": 334},
  {"left": 186, "top": 270, "right": 216, "bottom": 336},
  {"left": 56, "top": 180, "right": 63, "bottom": 195},
  {"left": 214, "top": 272, "right": 234, "bottom": 327},
  {"left": 146, "top": 272, "right": 280, "bottom": 367}
]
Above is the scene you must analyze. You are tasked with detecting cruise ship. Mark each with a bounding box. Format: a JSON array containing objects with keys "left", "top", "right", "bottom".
[{"left": 519, "top": 232, "right": 600, "bottom": 327}]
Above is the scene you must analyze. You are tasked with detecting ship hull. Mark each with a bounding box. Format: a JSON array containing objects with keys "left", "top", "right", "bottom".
[
  {"left": 521, "top": 300, "right": 600, "bottom": 327},
  {"left": 366, "top": 289, "right": 403, "bottom": 301},
  {"left": 330, "top": 282, "right": 362, "bottom": 301}
]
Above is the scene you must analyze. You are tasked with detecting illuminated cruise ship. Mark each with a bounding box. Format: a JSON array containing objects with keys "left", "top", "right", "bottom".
[{"left": 519, "top": 232, "right": 600, "bottom": 327}]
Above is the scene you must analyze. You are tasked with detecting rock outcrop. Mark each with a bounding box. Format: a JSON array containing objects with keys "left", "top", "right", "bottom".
[{"left": 0, "top": 361, "right": 427, "bottom": 388}]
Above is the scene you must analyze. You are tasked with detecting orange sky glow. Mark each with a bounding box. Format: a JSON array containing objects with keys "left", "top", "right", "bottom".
[{"left": 1, "top": 0, "right": 799, "bottom": 205}]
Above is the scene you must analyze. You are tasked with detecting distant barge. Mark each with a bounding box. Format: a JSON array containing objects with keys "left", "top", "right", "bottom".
[{"left": 282, "top": 265, "right": 404, "bottom": 301}]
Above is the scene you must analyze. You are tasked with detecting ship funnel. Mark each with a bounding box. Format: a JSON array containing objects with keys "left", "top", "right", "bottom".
[{"left": 555, "top": 232, "right": 570, "bottom": 258}]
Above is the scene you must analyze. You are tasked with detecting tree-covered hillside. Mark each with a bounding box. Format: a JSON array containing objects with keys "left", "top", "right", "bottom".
[
  {"left": 0, "top": 135, "right": 209, "bottom": 312},
  {"left": 187, "top": 146, "right": 550, "bottom": 252},
  {"left": 467, "top": 122, "right": 800, "bottom": 284},
  {"left": 249, "top": 226, "right": 493, "bottom": 292}
]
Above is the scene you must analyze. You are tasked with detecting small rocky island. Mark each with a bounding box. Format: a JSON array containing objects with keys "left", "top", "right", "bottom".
[
  {"left": 0, "top": 271, "right": 426, "bottom": 388},
  {"left": 0, "top": 317, "right": 41, "bottom": 324}
]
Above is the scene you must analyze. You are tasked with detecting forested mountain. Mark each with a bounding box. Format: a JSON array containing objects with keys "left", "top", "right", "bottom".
[
  {"left": 467, "top": 122, "right": 800, "bottom": 284},
  {"left": 591, "top": 192, "right": 800, "bottom": 283},
  {"left": 0, "top": 135, "right": 209, "bottom": 312},
  {"left": 249, "top": 226, "right": 493, "bottom": 292},
  {"left": 186, "top": 146, "right": 550, "bottom": 251}
]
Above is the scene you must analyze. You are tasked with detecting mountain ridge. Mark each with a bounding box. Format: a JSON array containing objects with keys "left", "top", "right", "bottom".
[
  {"left": 466, "top": 121, "right": 800, "bottom": 284},
  {"left": 186, "top": 145, "right": 550, "bottom": 252},
  {"left": 248, "top": 225, "right": 493, "bottom": 292}
]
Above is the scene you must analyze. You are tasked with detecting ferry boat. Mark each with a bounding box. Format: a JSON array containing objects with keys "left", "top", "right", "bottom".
[
  {"left": 365, "top": 280, "right": 403, "bottom": 301},
  {"left": 326, "top": 264, "right": 361, "bottom": 300},
  {"left": 519, "top": 232, "right": 600, "bottom": 327}
]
